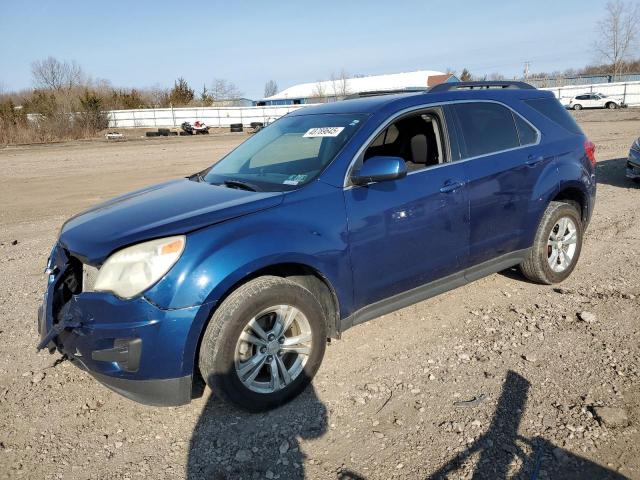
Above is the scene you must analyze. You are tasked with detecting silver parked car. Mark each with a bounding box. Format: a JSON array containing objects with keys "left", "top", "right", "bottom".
[{"left": 627, "top": 137, "right": 640, "bottom": 183}]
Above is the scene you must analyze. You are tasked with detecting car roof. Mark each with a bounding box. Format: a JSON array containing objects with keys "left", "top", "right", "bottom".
[{"left": 289, "top": 88, "right": 555, "bottom": 116}]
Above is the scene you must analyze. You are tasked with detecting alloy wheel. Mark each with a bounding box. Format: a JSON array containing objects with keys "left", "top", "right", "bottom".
[
  {"left": 547, "top": 216, "right": 578, "bottom": 273},
  {"left": 234, "top": 305, "right": 312, "bottom": 394}
]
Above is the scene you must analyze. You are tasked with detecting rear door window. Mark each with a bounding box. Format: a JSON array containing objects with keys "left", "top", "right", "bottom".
[{"left": 453, "top": 102, "right": 519, "bottom": 158}]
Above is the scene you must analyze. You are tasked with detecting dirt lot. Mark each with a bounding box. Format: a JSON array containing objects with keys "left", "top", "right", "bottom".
[{"left": 0, "top": 109, "right": 639, "bottom": 480}]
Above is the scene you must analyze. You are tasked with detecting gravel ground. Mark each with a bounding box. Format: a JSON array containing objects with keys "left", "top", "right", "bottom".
[{"left": 0, "top": 109, "right": 639, "bottom": 480}]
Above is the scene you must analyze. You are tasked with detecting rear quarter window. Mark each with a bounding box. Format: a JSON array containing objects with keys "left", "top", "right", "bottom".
[
  {"left": 513, "top": 114, "right": 538, "bottom": 146},
  {"left": 525, "top": 98, "right": 583, "bottom": 135}
]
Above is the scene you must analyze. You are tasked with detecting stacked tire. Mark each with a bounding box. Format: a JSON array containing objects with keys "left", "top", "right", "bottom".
[{"left": 230, "top": 123, "right": 243, "bottom": 133}]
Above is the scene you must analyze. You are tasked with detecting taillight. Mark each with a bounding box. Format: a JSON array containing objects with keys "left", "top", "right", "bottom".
[{"left": 584, "top": 140, "right": 596, "bottom": 166}]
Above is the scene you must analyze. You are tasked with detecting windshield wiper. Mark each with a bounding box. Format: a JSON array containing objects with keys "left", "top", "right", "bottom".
[
  {"left": 223, "top": 180, "right": 260, "bottom": 192},
  {"left": 188, "top": 172, "right": 207, "bottom": 183}
]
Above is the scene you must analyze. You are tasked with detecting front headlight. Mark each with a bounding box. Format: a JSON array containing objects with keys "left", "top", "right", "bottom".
[{"left": 93, "top": 236, "right": 185, "bottom": 299}]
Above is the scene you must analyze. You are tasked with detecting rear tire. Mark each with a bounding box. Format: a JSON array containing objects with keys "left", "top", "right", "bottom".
[
  {"left": 519, "top": 201, "right": 583, "bottom": 284},
  {"left": 199, "top": 276, "right": 327, "bottom": 412}
]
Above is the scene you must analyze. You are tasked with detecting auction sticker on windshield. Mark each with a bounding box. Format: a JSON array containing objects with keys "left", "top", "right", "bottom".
[
  {"left": 283, "top": 174, "right": 308, "bottom": 185},
  {"left": 303, "top": 127, "right": 345, "bottom": 138}
]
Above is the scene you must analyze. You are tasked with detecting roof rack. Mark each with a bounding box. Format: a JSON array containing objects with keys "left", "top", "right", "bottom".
[
  {"left": 345, "top": 88, "right": 429, "bottom": 99},
  {"left": 428, "top": 81, "right": 536, "bottom": 93}
]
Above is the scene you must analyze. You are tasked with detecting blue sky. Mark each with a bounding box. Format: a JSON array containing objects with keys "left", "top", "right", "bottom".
[{"left": 1, "top": 0, "right": 609, "bottom": 99}]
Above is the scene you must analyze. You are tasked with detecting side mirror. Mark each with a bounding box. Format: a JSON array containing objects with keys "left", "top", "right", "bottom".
[{"left": 350, "top": 156, "right": 407, "bottom": 185}]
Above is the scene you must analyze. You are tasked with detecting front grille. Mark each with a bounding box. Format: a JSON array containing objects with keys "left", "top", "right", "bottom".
[
  {"left": 51, "top": 251, "right": 82, "bottom": 324},
  {"left": 63, "top": 257, "right": 83, "bottom": 295}
]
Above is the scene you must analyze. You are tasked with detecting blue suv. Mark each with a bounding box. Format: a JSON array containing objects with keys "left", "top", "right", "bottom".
[{"left": 37, "top": 82, "right": 597, "bottom": 411}]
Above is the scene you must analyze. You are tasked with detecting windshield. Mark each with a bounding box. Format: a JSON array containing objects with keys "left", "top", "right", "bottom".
[{"left": 204, "top": 113, "right": 367, "bottom": 191}]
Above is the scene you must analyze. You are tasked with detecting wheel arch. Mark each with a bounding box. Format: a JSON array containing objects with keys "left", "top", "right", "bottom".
[
  {"left": 226, "top": 262, "right": 341, "bottom": 338},
  {"left": 189, "top": 261, "right": 341, "bottom": 387},
  {"left": 552, "top": 186, "right": 589, "bottom": 225},
  {"left": 525, "top": 171, "right": 590, "bottom": 250}
]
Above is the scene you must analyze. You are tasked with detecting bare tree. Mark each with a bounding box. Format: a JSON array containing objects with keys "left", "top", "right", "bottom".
[
  {"left": 210, "top": 79, "right": 243, "bottom": 101},
  {"left": 594, "top": 0, "right": 640, "bottom": 79},
  {"left": 31, "top": 56, "right": 84, "bottom": 90},
  {"left": 329, "top": 69, "right": 350, "bottom": 99},
  {"left": 311, "top": 81, "right": 327, "bottom": 102},
  {"left": 263, "top": 80, "right": 278, "bottom": 98},
  {"left": 147, "top": 85, "right": 170, "bottom": 108}
]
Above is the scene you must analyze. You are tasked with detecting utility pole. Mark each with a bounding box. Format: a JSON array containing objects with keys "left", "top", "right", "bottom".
[{"left": 524, "top": 61, "right": 530, "bottom": 80}]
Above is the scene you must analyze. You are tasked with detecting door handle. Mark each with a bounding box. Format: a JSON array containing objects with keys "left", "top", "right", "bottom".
[
  {"left": 439, "top": 181, "right": 465, "bottom": 193},
  {"left": 525, "top": 155, "right": 545, "bottom": 167}
]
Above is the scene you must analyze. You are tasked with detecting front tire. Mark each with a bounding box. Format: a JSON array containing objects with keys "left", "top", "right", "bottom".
[
  {"left": 520, "top": 201, "right": 583, "bottom": 284},
  {"left": 606, "top": 102, "right": 618, "bottom": 109},
  {"left": 199, "top": 276, "right": 327, "bottom": 411},
  {"left": 573, "top": 104, "right": 582, "bottom": 110}
]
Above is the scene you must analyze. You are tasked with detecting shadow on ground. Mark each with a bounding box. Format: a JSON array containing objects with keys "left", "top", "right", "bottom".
[
  {"left": 425, "top": 371, "right": 628, "bottom": 480},
  {"left": 596, "top": 157, "right": 637, "bottom": 189},
  {"left": 187, "top": 377, "right": 327, "bottom": 480},
  {"left": 187, "top": 370, "right": 628, "bottom": 480}
]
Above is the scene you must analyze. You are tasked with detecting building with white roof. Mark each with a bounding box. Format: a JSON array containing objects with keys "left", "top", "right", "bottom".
[{"left": 256, "top": 70, "right": 458, "bottom": 106}]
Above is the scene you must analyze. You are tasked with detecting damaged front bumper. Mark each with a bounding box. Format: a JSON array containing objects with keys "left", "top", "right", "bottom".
[{"left": 36, "top": 245, "right": 201, "bottom": 406}]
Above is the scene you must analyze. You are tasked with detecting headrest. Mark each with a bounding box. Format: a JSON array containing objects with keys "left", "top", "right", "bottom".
[{"left": 410, "top": 134, "right": 428, "bottom": 164}]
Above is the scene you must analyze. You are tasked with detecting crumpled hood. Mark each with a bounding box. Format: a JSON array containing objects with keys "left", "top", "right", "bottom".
[{"left": 59, "top": 178, "right": 283, "bottom": 264}]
